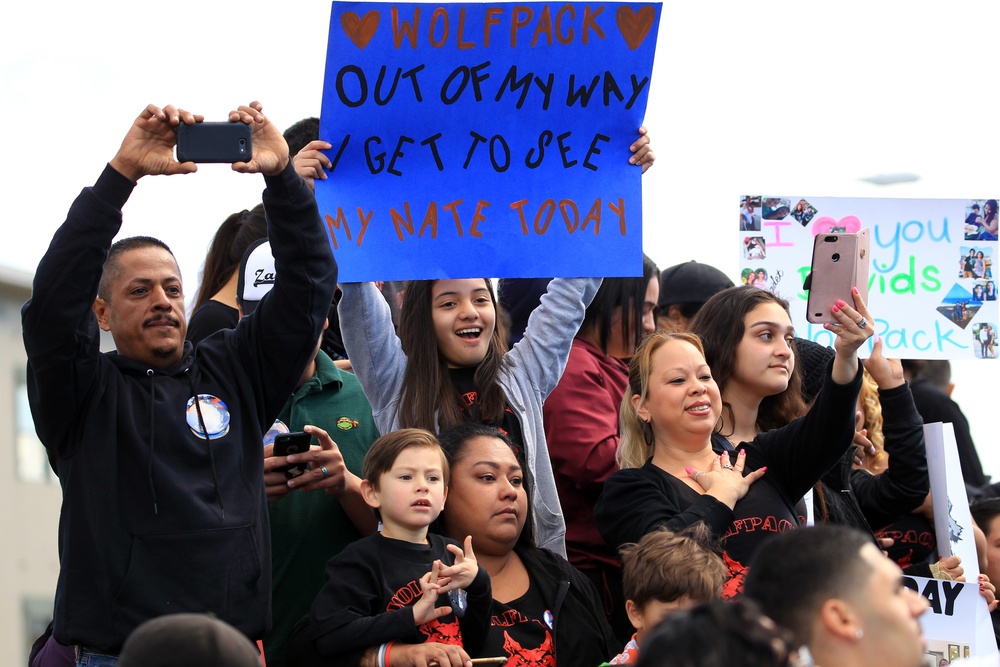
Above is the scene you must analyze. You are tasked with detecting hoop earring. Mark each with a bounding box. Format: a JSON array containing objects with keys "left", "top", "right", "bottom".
[{"left": 642, "top": 420, "right": 655, "bottom": 447}]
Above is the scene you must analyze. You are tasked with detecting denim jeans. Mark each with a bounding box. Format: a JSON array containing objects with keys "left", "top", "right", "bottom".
[{"left": 75, "top": 649, "right": 118, "bottom": 667}]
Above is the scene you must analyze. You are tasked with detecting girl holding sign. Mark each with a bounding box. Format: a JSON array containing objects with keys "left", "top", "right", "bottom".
[
  {"left": 338, "top": 275, "right": 600, "bottom": 556},
  {"left": 338, "top": 133, "right": 653, "bottom": 557}
]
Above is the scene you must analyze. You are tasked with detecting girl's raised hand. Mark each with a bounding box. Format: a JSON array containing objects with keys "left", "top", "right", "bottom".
[
  {"left": 861, "top": 336, "right": 904, "bottom": 390},
  {"left": 825, "top": 287, "right": 874, "bottom": 384}
]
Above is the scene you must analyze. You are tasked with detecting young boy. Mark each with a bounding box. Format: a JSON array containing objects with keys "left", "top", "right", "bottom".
[
  {"left": 286, "top": 428, "right": 492, "bottom": 664},
  {"left": 606, "top": 524, "right": 726, "bottom": 665}
]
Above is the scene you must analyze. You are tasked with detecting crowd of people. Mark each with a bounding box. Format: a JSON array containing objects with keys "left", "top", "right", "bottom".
[{"left": 23, "top": 102, "right": 999, "bottom": 667}]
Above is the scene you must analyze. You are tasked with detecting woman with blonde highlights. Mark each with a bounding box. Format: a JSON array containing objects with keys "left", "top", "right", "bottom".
[
  {"left": 688, "top": 285, "right": 927, "bottom": 535},
  {"left": 596, "top": 291, "right": 873, "bottom": 597}
]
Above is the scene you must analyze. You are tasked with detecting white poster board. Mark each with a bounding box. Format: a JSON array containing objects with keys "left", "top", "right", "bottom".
[
  {"left": 919, "top": 422, "right": 997, "bottom": 658},
  {"left": 738, "top": 196, "right": 998, "bottom": 359}
]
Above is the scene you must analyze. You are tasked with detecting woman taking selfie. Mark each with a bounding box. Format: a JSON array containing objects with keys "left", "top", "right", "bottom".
[{"left": 688, "top": 287, "right": 927, "bottom": 535}]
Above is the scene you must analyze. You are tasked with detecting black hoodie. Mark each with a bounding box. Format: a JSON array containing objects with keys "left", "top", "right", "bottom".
[{"left": 22, "top": 161, "right": 337, "bottom": 652}]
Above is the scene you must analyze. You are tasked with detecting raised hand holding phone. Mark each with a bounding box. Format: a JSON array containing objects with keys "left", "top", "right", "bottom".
[{"left": 805, "top": 229, "right": 871, "bottom": 324}]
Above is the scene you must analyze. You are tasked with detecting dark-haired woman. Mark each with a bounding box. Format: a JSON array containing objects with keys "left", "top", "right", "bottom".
[
  {"left": 186, "top": 204, "right": 268, "bottom": 343},
  {"left": 437, "top": 423, "right": 619, "bottom": 667},
  {"left": 688, "top": 286, "right": 927, "bottom": 536}
]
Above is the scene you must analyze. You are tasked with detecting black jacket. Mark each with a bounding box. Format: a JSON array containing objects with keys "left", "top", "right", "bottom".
[
  {"left": 908, "top": 376, "right": 987, "bottom": 489},
  {"left": 284, "top": 543, "right": 619, "bottom": 667},
  {"left": 514, "top": 545, "right": 620, "bottom": 666},
  {"left": 22, "top": 162, "right": 337, "bottom": 652},
  {"left": 817, "top": 383, "right": 929, "bottom": 534}
]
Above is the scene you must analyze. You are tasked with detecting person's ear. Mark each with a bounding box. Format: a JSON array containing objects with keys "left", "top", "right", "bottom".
[
  {"left": 625, "top": 599, "right": 645, "bottom": 632},
  {"left": 93, "top": 298, "right": 112, "bottom": 332},
  {"left": 632, "top": 392, "right": 650, "bottom": 423},
  {"left": 819, "top": 598, "right": 863, "bottom": 642},
  {"left": 360, "top": 479, "right": 381, "bottom": 510}
]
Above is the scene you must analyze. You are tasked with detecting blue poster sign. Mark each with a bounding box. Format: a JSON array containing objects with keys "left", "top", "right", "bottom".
[{"left": 317, "top": 1, "right": 661, "bottom": 281}]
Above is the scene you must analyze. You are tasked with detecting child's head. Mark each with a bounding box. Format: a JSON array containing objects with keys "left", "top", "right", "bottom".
[
  {"left": 620, "top": 524, "right": 726, "bottom": 644},
  {"left": 361, "top": 428, "right": 450, "bottom": 539},
  {"left": 971, "top": 498, "right": 1000, "bottom": 585}
]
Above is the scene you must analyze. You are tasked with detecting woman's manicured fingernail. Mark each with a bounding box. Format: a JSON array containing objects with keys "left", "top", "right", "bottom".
[{"left": 684, "top": 466, "right": 694, "bottom": 475}]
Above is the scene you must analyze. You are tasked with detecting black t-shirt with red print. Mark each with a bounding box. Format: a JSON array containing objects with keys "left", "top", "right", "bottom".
[
  {"left": 596, "top": 361, "right": 864, "bottom": 598},
  {"left": 450, "top": 367, "right": 525, "bottom": 465}
]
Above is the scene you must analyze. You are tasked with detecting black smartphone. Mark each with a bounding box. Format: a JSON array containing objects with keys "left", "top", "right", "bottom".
[
  {"left": 805, "top": 229, "right": 871, "bottom": 324},
  {"left": 273, "top": 431, "right": 312, "bottom": 478},
  {"left": 176, "top": 122, "right": 252, "bottom": 163}
]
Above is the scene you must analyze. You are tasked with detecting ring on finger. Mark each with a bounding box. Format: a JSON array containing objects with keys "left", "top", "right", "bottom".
[
  {"left": 722, "top": 463, "right": 734, "bottom": 470},
  {"left": 320, "top": 466, "right": 330, "bottom": 478},
  {"left": 857, "top": 316, "right": 868, "bottom": 329},
  {"left": 693, "top": 471, "right": 703, "bottom": 480}
]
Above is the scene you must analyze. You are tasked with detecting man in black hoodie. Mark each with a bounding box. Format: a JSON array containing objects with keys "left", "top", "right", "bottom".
[{"left": 21, "top": 102, "right": 338, "bottom": 659}]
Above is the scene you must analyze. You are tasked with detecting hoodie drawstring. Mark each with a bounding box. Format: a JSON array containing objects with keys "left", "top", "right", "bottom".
[
  {"left": 147, "top": 369, "right": 159, "bottom": 515},
  {"left": 190, "top": 370, "right": 226, "bottom": 520}
]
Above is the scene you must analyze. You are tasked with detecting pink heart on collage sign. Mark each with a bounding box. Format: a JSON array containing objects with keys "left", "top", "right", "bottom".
[
  {"left": 811, "top": 215, "right": 863, "bottom": 235},
  {"left": 341, "top": 10, "right": 379, "bottom": 49},
  {"left": 616, "top": 5, "right": 655, "bottom": 51}
]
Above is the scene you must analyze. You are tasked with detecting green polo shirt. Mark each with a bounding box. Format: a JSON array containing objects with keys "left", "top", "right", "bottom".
[{"left": 264, "top": 351, "right": 380, "bottom": 667}]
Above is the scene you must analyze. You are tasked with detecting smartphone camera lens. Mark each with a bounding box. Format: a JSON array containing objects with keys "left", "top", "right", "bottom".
[
  {"left": 831, "top": 253, "right": 840, "bottom": 262},
  {"left": 239, "top": 138, "right": 247, "bottom": 154}
]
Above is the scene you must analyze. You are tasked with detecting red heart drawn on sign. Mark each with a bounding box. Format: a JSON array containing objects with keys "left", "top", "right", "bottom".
[
  {"left": 811, "top": 215, "right": 862, "bottom": 236},
  {"left": 341, "top": 10, "right": 379, "bottom": 50},
  {"left": 616, "top": 5, "right": 654, "bottom": 51}
]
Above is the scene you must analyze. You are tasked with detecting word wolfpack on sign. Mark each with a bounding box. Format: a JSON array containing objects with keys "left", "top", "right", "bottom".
[{"left": 317, "top": 1, "right": 661, "bottom": 281}]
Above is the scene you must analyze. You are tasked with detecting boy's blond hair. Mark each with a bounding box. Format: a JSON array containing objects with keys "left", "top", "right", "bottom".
[{"left": 620, "top": 524, "right": 726, "bottom": 609}]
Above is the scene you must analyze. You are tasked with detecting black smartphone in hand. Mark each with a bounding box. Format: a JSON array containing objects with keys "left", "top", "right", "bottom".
[
  {"left": 273, "top": 431, "right": 312, "bottom": 479},
  {"left": 176, "top": 122, "right": 252, "bottom": 163}
]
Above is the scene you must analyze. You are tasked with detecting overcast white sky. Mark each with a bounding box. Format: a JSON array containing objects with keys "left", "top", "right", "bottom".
[{"left": 2, "top": 0, "right": 996, "bottom": 470}]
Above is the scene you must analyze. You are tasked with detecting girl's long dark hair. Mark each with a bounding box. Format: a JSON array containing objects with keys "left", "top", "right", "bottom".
[
  {"left": 397, "top": 279, "right": 509, "bottom": 431},
  {"left": 192, "top": 205, "right": 268, "bottom": 314},
  {"left": 581, "top": 254, "right": 659, "bottom": 356},
  {"left": 688, "top": 286, "right": 806, "bottom": 435}
]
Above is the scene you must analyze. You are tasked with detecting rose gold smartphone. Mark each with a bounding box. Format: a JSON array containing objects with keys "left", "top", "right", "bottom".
[{"left": 805, "top": 229, "right": 870, "bottom": 324}]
